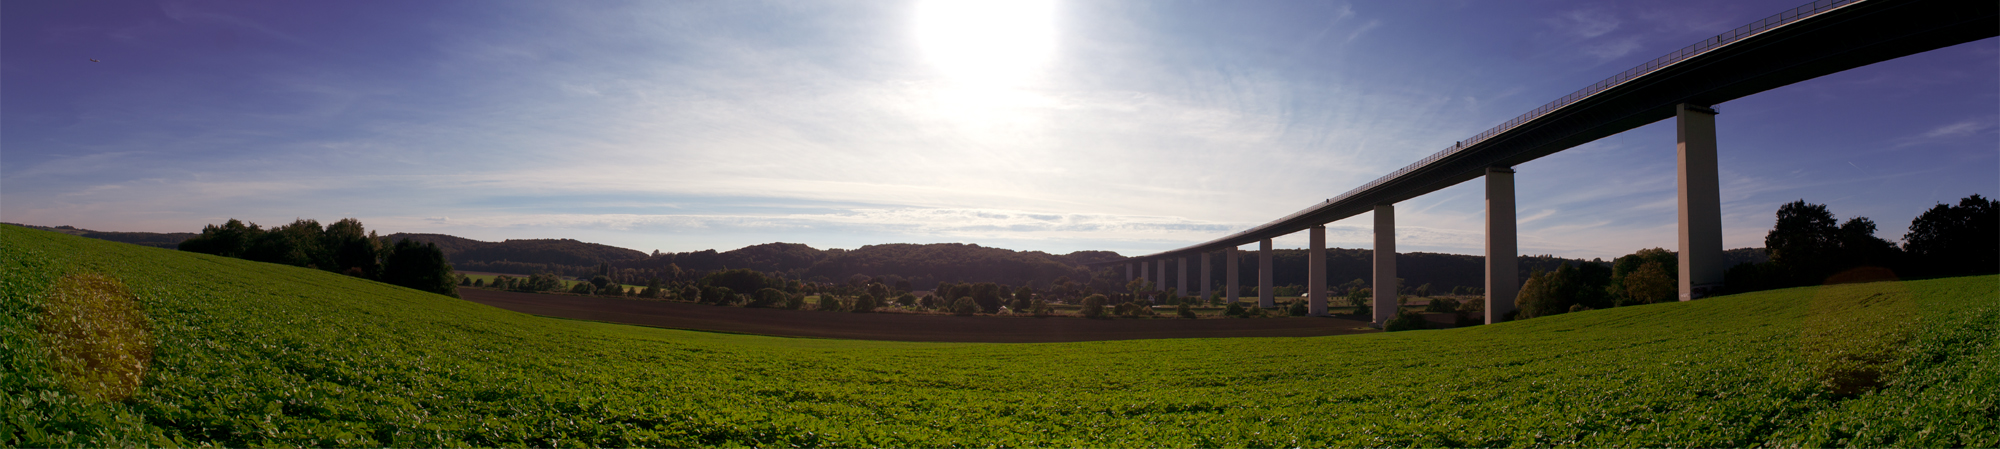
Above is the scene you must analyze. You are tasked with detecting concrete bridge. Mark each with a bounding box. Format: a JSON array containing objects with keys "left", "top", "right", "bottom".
[{"left": 1091, "top": 0, "right": 1996, "bottom": 326}]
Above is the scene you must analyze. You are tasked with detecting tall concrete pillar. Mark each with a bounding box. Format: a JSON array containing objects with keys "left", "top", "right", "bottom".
[
  {"left": 1486, "top": 167, "right": 1519, "bottom": 324},
  {"left": 1309, "top": 225, "right": 1328, "bottom": 316},
  {"left": 1156, "top": 258, "right": 1167, "bottom": 299},
  {"left": 1200, "top": 252, "right": 1212, "bottom": 303},
  {"left": 1677, "top": 103, "right": 1725, "bottom": 301},
  {"left": 1373, "top": 204, "right": 1397, "bottom": 326},
  {"left": 1177, "top": 256, "right": 1188, "bottom": 301},
  {"left": 1259, "top": 239, "right": 1275, "bottom": 308},
  {"left": 1226, "top": 247, "right": 1240, "bottom": 304}
]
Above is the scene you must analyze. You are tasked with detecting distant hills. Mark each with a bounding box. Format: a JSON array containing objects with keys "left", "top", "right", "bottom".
[
  {"left": 10, "top": 222, "right": 1759, "bottom": 294},
  {"left": 1, "top": 223, "right": 195, "bottom": 249}
]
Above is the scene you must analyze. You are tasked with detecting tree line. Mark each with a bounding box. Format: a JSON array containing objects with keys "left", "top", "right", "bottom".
[
  {"left": 1512, "top": 194, "right": 1997, "bottom": 320},
  {"left": 178, "top": 218, "right": 459, "bottom": 298}
]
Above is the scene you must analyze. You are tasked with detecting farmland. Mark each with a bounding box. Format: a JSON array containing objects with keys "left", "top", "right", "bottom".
[{"left": 4, "top": 225, "right": 1995, "bottom": 447}]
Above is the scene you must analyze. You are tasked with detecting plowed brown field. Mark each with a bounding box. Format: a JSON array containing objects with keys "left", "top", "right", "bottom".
[{"left": 460, "top": 289, "right": 1386, "bottom": 342}]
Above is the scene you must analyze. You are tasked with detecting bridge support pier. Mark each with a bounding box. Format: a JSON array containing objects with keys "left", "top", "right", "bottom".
[
  {"left": 1226, "top": 247, "right": 1240, "bottom": 304},
  {"left": 1259, "top": 239, "right": 1275, "bottom": 308},
  {"left": 1374, "top": 204, "right": 1397, "bottom": 326},
  {"left": 1309, "top": 225, "right": 1327, "bottom": 316},
  {"left": 1486, "top": 167, "right": 1518, "bottom": 324},
  {"left": 1157, "top": 258, "right": 1167, "bottom": 301},
  {"left": 1200, "top": 252, "right": 1212, "bottom": 304},
  {"left": 1677, "top": 103, "right": 1725, "bottom": 300},
  {"left": 1177, "top": 256, "right": 1188, "bottom": 302}
]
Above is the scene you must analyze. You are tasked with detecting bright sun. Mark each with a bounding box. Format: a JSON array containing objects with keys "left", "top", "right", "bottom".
[{"left": 913, "top": 0, "right": 1056, "bottom": 87}]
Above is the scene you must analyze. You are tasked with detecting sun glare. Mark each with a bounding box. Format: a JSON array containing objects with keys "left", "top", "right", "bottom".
[{"left": 913, "top": 0, "right": 1056, "bottom": 88}]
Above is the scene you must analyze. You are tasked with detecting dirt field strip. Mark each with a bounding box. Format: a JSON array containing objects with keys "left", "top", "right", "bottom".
[{"left": 459, "top": 289, "right": 1384, "bottom": 343}]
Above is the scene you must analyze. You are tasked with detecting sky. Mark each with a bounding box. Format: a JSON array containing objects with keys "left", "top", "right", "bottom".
[{"left": 4, "top": 0, "right": 1994, "bottom": 260}]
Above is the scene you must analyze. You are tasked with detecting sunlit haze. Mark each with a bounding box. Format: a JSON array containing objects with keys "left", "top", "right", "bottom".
[{"left": 3, "top": 0, "right": 1994, "bottom": 259}]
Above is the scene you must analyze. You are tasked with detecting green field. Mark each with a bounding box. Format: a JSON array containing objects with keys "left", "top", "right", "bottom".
[{"left": 4, "top": 225, "right": 1995, "bottom": 447}]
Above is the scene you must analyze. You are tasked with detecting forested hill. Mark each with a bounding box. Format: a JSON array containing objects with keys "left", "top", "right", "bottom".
[
  {"left": 0, "top": 223, "right": 195, "bottom": 249},
  {"left": 383, "top": 233, "right": 647, "bottom": 268}
]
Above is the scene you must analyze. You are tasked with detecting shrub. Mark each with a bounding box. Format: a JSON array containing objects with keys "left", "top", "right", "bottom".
[
  {"left": 817, "top": 295, "right": 845, "bottom": 312},
  {"left": 1031, "top": 299, "right": 1053, "bottom": 317},
  {"left": 1177, "top": 302, "right": 1196, "bottom": 319},
  {"left": 569, "top": 282, "right": 593, "bottom": 294},
  {"left": 1568, "top": 304, "right": 1594, "bottom": 313},
  {"left": 703, "top": 286, "right": 735, "bottom": 305},
  {"left": 1080, "top": 294, "right": 1108, "bottom": 319},
  {"left": 783, "top": 293, "right": 807, "bottom": 310},
  {"left": 1454, "top": 299, "right": 1484, "bottom": 327},
  {"left": 748, "top": 288, "right": 786, "bottom": 308},
  {"left": 1287, "top": 300, "right": 1308, "bottom": 316},
  {"left": 951, "top": 296, "right": 979, "bottom": 316},
  {"left": 896, "top": 293, "right": 917, "bottom": 307},
  {"left": 1384, "top": 310, "right": 1428, "bottom": 332},
  {"left": 1224, "top": 301, "right": 1247, "bottom": 318},
  {"left": 1425, "top": 298, "right": 1460, "bottom": 313}
]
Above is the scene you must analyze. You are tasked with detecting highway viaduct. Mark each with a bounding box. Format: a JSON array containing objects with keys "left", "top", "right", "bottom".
[{"left": 1091, "top": 0, "right": 1996, "bottom": 326}]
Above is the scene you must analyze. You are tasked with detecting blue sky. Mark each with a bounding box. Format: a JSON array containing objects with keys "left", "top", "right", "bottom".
[{"left": 4, "top": 0, "right": 1994, "bottom": 260}]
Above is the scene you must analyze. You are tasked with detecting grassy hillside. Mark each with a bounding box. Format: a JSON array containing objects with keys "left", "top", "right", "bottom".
[{"left": 3, "top": 225, "right": 1994, "bottom": 447}]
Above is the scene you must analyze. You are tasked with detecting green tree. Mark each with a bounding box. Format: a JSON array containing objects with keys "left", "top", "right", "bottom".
[
  {"left": 1515, "top": 266, "right": 1575, "bottom": 320},
  {"left": 1766, "top": 200, "right": 1841, "bottom": 285},
  {"left": 1010, "top": 286, "right": 1034, "bottom": 312},
  {"left": 640, "top": 278, "right": 662, "bottom": 298},
  {"left": 1610, "top": 248, "right": 1676, "bottom": 304},
  {"left": 1836, "top": 217, "right": 1900, "bottom": 272},
  {"left": 1080, "top": 294, "right": 1108, "bottom": 319},
  {"left": 749, "top": 288, "right": 786, "bottom": 308},
  {"left": 1124, "top": 278, "right": 1154, "bottom": 305},
  {"left": 970, "top": 282, "right": 1004, "bottom": 313},
  {"left": 1902, "top": 194, "right": 1998, "bottom": 278},
  {"left": 323, "top": 218, "right": 380, "bottom": 279},
  {"left": 1346, "top": 288, "right": 1372, "bottom": 317},
  {"left": 178, "top": 218, "right": 258, "bottom": 258},
  {"left": 1624, "top": 261, "right": 1675, "bottom": 305},
  {"left": 852, "top": 294, "right": 879, "bottom": 313},
  {"left": 381, "top": 239, "right": 459, "bottom": 298}
]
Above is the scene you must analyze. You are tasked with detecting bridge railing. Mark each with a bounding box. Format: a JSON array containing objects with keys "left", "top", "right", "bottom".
[{"left": 1161, "top": 0, "right": 1862, "bottom": 257}]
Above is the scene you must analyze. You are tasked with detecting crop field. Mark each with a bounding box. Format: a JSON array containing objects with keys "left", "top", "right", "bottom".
[{"left": 4, "top": 225, "right": 1995, "bottom": 447}]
